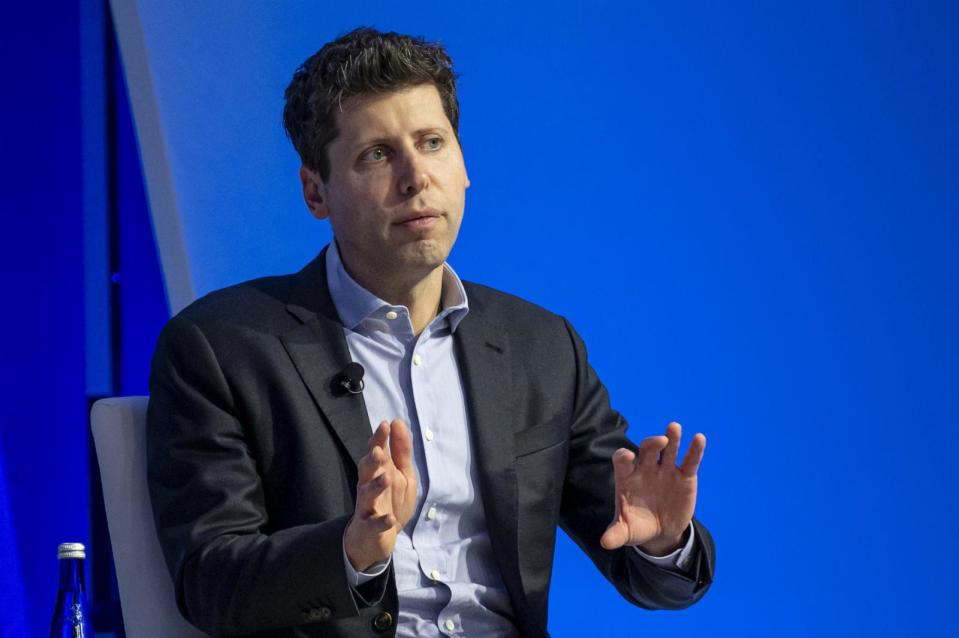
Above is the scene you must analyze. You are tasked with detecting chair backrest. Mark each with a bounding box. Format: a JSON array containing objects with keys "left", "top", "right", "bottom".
[{"left": 91, "top": 397, "right": 209, "bottom": 638}]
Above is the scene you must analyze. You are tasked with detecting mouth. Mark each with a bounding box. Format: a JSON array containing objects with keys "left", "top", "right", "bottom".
[{"left": 394, "top": 209, "right": 443, "bottom": 229}]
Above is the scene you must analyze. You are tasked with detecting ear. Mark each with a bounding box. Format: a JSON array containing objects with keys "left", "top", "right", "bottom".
[{"left": 300, "top": 165, "right": 330, "bottom": 220}]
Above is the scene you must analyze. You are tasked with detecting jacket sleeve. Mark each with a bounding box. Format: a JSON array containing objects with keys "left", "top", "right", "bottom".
[
  {"left": 557, "top": 318, "right": 715, "bottom": 610},
  {"left": 146, "top": 314, "right": 378, "bottom": 636}
]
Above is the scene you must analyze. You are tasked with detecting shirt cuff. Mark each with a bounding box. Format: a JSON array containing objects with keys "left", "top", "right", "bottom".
[
  {"left": 631, "top": 523, "right": 696, "bottom": 572},
  {"left": 342, "top": 533, "right": 391, "bottom": 587}
]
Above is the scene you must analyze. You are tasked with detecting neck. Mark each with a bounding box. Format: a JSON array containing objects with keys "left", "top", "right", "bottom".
[{"left": 338, "top": 251, "right": 445, "bottom": 336}]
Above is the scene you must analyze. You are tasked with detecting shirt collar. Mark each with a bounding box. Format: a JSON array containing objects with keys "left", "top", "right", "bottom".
[{"left": 325, "top": 240, "right": 470, "bottom": 334}]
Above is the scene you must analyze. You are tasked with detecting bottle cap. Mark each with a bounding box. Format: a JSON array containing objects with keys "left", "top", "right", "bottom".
[{"left": 57, "top": 542, "right": 86, "bottom": 560}]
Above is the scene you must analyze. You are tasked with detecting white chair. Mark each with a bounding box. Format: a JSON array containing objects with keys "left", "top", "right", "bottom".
[{"left": 91, "top": 397, "right": 209, "bottom": 638}]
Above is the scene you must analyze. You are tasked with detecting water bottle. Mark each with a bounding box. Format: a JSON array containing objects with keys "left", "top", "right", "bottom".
[{"left": 49, "top": 542, "right": 94, "bottom": 638}]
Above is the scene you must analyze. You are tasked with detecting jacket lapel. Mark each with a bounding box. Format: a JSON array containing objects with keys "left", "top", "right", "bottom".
[
  {"left": 454, "top": 306, "right": 533, "bottom": 625},
  {"left": 279, "top": 256, "right": 535, "bottom": 628},
  {"left": 280, "top": 248, "right": 371, "bottom": 466}
]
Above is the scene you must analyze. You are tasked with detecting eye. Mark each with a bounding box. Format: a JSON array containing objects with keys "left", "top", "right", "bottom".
[
  {"left": 360, "top": 146, "right": 390, "bottom": 163},
  {"left": 422, "top": 137, "right": 443, "bottom": 151}
]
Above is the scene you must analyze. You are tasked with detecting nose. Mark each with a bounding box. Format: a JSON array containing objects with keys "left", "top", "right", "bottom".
[{"left": 397, "top": 151, "right": 430, "bottom": 197}]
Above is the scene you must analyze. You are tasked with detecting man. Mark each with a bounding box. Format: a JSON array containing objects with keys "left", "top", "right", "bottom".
[{"left": 147, "top": 27, "right": 714, "bottom": 638}]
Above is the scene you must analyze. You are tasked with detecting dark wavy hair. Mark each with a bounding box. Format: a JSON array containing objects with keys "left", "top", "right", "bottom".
[{"left": 283, "top": 27, "right": 460, "bottom": 180}]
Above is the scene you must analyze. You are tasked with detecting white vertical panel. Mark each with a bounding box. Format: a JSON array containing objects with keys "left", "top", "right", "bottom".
[{"left": 108, "top": 0, "right": 195, "bottom": 313}]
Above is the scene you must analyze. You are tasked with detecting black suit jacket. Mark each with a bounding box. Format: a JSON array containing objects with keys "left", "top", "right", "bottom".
[{"left": 147, "top": 249, "right": 715, "bottom": 637}]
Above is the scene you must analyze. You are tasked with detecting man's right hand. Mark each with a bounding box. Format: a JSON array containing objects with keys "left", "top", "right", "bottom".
[{"left": 344, "top": 419, "right": 418, "bottom": 572}]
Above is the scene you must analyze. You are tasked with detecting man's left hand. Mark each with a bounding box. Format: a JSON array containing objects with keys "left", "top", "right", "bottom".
[{"left": 600, "top": 422, "right": 706, "bottom": 556}]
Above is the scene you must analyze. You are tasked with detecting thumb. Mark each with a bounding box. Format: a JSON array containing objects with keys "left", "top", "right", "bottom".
[
  {"left": 601, "top": 520, "right": 629, "bottom": 550},
  {"left": 600, "top": 494, "right": 630, "bottom": 550}
]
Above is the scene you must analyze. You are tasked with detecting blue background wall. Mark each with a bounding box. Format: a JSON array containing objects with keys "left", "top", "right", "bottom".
[
  {"left": 2, "top": 1, "right": 957, "bottom": 636},
  {"left": 1, "top": 4, "right": 87, "bottom": 635}
]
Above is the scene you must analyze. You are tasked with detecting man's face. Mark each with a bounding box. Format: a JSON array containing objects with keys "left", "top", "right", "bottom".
[{"left": 302, "top": 84, "right": 469, "bottom": 285}]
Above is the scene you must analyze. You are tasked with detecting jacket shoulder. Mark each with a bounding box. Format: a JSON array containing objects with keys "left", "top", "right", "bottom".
[
  {"left": 462, "top": 280, "right": 571, "bottom": 336},
  {"left": 172, "top": 274, "right": 298, "bottom": 334}
]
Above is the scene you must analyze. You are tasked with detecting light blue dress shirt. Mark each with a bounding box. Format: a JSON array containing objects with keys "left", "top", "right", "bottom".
[{"left": 325, "top": 242, "right": 694, "bottom": 637}]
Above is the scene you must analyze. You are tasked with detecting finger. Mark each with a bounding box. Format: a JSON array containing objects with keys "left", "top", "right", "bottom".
[
  {"left": 389, "top": 419, "right": 415, "bottom": 476},
  {"left": 357, "top": 450, "right": 377, "bottom": 483},
  {"left": 679, "top": 433, "right": 707, "bottom": 476},
  {"left": 356, "top": 471, "right": 392, "bottom": 515},
  {"left": 611, "top": 448, "right": 636, "bottom": 488},
  {"left": 388, "top": 420, "right": 418, "bottom": 519},
  {"left": 360, "top": 511, "right": 395, "bottom": 532},
  {"left": 368, "top": 420, "right": 391, "bottom": 452},
  {"left": 636, "top": 435, "right": 669, "bottom": 467},
  {"left": 661, "top": 421, "right": 681, "bottom": 467},
  {"left": 610, "top": 449, "right": 635, "bottom": 520},
  {"left": 600, "top": 494, "right": 630, "bottom": 550},
  {"left": 357, "top": 443, "right": 390, "bottom": 482}
]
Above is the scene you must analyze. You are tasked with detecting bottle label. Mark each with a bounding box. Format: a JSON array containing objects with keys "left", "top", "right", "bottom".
[{"left": 69, "top": 603, "right": 84, "bottom": 626}]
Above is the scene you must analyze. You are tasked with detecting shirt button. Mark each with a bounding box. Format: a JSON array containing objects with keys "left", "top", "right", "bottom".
[
  {"left": 412, "top": 354, "right": 422, "bottom": 366},
  {"left": 386, "top": 310, "right": 398, "bottom": 320},
  {"left": 425, "top": 429, "right": 434, "bottom": 442},
  {"left": 426, "top": 506, "right": 437, "bottom": 520},
  {"left": 445, "top": 619, "right": 456, "bottom": 631},
  {"left": 429, "top": 569, "right": 440, "bottom": 581}
]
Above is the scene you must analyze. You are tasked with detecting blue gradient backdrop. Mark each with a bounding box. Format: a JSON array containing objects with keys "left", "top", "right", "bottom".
[{"left": 3, "top": 1, "right": 957, "bottom": 636}]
